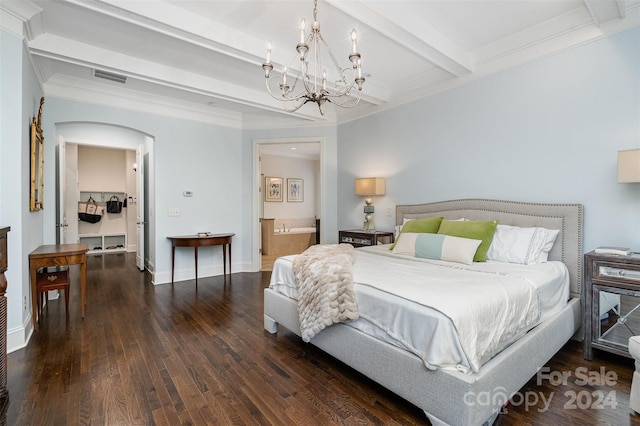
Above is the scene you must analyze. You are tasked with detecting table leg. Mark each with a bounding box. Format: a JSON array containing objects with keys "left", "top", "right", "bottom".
[
  {"left": 30, "top": 264, "right": 38, "bottom": 331},
  {"left": 194, "top": 246, "right": 198, "bottom": 283},
  {"left": 223, "top": 244, "right": 227, "bottom": 278},
  {"left": 80, "top": 256, "right": 86, "bottom": 319},
  {"left": 171, "top": 245, "right": 176, "bottom": 284},
  {"left": 229, "top": 242, "right": 232, "bottom": 276}
]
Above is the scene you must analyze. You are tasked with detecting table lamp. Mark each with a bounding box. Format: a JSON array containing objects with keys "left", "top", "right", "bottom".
[
  {"left": 355, "top": 178, "right": 385, "bottom": 231},
  {"left": 618, "top": 149, "right": 640, "bottom": 183}
]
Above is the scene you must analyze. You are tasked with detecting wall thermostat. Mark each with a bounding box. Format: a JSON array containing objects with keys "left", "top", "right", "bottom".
[{"left": 183, "top": 191, "right": 193, "bottom": 197}]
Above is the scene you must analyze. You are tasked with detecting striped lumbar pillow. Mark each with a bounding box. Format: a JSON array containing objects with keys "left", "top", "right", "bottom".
[{"left": 392, "top": 232, "right": 482, "bottom": 265}]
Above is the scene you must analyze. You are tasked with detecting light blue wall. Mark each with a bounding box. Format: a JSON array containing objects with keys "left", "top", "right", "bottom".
[
  {"left": 42, "top": 98, "right": 243, "bottom": 284},
  {"left": 338, "top": 27, "right": 640, "bottom": 253},
  {"left": 1, "top": 30, "right": 45, "bottom": 347}
]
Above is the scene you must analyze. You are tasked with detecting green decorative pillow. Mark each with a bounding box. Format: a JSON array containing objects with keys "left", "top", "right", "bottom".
[
  {"left": 390, "top": 216, "right": 443, "bottom": 250},
  {"left": 437, "top": 219, "right": 498, "bottom": 262}
]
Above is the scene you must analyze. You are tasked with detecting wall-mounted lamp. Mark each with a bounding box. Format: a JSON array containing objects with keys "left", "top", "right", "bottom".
[
  {"left": 618, "top": 149, "right": 640, "bottom": 183},
  {"left": 133, "top": 163, "right": 138, "bottom": 172},
  {"left": 355, "top": 177, "right": 385, "bottom": 232}
]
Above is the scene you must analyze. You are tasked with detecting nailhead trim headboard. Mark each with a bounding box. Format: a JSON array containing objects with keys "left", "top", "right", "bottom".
[{"left": 396, "top": 199, "right": 584, "bottom": 299}]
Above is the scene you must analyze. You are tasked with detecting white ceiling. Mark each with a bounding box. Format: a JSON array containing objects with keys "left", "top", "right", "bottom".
[{"left": 2, "top": 0, "right": 639, "bottom": 129}]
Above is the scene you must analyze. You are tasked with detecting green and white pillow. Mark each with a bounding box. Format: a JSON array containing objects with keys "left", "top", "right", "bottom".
[
  {"left": 392, "top": 232, "right": 482, "bottom": 265},
  {"left": 437, "top": 219, "right": 498, "bottom": 262}
]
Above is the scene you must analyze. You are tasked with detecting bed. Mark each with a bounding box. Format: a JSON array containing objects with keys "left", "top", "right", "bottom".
[{"left": 263, "top": 199, "right": 583, "bottom": 425}]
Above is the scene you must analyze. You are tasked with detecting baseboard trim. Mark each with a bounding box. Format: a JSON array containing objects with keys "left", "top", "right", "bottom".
[{"left": 7, "top": 314, "right": 33, "bottom": 354}]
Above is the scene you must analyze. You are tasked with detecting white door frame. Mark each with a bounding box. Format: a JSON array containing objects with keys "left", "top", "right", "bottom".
[
  {"left": 54, "top": 122, "right": 154, "bottom": 272},
  {"left": 252, "top": 137, "right": 325, "bottom": 271}
]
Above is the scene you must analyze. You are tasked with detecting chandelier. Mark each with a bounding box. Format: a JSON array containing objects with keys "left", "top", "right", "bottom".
[{"left": 262, "top": 0, "right": 365, "bottom": 116}]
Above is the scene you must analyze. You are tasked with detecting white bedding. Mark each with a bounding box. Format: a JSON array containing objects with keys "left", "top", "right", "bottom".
[{"left": 269, "top": 244, "right": 569, "bottom": 374}]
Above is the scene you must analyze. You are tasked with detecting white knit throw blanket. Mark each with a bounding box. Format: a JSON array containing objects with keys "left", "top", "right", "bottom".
[{"left": 292, "top": 244, "right": 359, "bottom": 342}]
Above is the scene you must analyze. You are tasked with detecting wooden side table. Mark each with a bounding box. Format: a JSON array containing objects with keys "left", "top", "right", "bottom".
[
  {"left": 167, "top": 233, "right": 234, "bottom": 284},
  {"left": 583, "top": 251, "right": 640, "bottom": 360},
  {"left": 338, "top": 230, "right": 394, "bottom": 248},
  {"left": 29, "top": 244, "right": 89, "bottom": 331}
]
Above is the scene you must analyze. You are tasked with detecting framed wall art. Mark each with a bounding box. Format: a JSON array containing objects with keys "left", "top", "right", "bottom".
[
  {"left": 287, "top": 178, "right": 303, "bottom": 202},
  {"left": 30, "top": 97, "right": 45, "bottom": 211},
  {"left": 265, "top": 176, "right": 283, "bottom": 202}
]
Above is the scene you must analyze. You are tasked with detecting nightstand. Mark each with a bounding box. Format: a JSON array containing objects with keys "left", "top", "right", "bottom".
[
  {"left": 583, "top": 251, "right": 640, "bottom": 360},
  {"left": 338, "top": 230, "right": 394, "bottom": 248}
]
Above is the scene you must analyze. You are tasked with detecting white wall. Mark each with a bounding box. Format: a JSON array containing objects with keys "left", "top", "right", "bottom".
[
  {"left": 76, "top": 145, "right": 133, "bottom": 246},
  {"left": 78, "top": 145, "right": 127, "bottom": 192},
  {"left": 337, "top": 27, "right": 640, "bottom": 253},
  {"left": 261, "top": 154, "right": 318, "bottom": 220}
]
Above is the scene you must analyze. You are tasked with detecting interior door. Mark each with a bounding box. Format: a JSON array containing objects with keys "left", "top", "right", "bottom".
[
  {"left": 55, "top": 139, "right": 68, "bottom": 243},
  {"left": 135, "top": 145, "right": 145, "bottom": 271},
  {"left": 56, "top": 141, "right": 65, "bottom": 243},
  {"left": 57, "top": 141, "right": 79, "bottom": 244}
]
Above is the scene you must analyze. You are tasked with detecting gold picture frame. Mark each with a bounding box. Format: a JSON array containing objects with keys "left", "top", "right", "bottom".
[
  {"left": 30, "top": 97, "right": 45, "bottom": 211},
  {"left": 265, "top": 176, "right": 283, "bottom": 202}
]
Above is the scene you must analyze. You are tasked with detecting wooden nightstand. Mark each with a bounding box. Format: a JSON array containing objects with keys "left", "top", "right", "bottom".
[
  {"left": 583, "top": 250, "right": 640, "bottom": 360},
  {"left": 338, "top": 230, "right": 394, "bottom": 248}
]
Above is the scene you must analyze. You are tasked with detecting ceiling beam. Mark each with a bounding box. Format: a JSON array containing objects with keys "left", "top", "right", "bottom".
[
  {"left": 28, "top": 34, "right": 327, "bottom": 122},
  {"left": 327, "top": 0, "right": 472, "bottom": 77},
  {"left": 583, "top": 0, "right": 625, "bottom": 26}
]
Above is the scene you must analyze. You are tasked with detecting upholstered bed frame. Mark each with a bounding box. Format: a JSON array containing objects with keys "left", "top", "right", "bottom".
[{"left": 263, "top": 199, "right": 583, "bottom": 425}]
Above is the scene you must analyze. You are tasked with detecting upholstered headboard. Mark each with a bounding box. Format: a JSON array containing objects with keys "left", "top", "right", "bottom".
[{"left": 396, "top": 199, "right": 584, "bottom": 299}]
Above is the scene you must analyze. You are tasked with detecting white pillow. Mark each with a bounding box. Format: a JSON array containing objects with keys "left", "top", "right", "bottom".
[
  {"left": 486, "top": 224, "right": 559, "bottom": 265},
  {"left": 394, "top": 217, "right": 414, "bottom": 239},
  {"left": 392, "top": 232, "right": 482, "bottom": 265}
]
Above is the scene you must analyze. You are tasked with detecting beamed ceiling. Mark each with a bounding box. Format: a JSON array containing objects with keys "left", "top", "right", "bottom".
[{"left": 2, "top": 0, "right": 639, "bottom": 129}]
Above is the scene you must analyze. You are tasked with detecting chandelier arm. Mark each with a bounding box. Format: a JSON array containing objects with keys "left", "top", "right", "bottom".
[
  {"left": 325, "top": 94, "right": 361, "bottom": 109},
  {"left": 323, "top": 87, "right": 362, "bottom": 106},
  {"left": 281, "top": 98, "right": 311, "bottom": 113},
  {"left": 264, "top": 75, "right": 311, "bottom": 103}
]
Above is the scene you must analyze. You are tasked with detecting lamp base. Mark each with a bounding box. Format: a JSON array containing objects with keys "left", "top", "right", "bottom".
[{"left": 363, "top": 221, "right": 375, "bottom": 232}]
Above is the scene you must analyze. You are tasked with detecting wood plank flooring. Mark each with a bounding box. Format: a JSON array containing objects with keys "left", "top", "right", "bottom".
[{"left": 6, "top": 252, "right": 640, "bottom": 425}]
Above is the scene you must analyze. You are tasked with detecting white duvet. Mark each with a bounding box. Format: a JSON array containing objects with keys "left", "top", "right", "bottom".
[{"left": 269, "top": 245, "right": 569, "bottom": 374}]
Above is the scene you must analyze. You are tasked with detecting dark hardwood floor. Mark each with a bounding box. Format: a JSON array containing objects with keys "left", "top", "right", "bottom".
[{"left": 6, "top": 252, "right": 640, "bottom": 425}]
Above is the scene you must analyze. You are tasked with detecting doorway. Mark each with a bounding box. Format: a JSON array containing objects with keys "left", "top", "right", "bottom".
[
  {"left": 55, "top": 122, "right": 154, "bottom": 272},
  {"left": 253, "top": 138, "right": 324, "bottom": 272}
]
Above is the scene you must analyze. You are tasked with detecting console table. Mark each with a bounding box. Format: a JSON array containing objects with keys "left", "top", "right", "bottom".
[
  {"left": 29, "top": 243, "right": 88, "bottom": 331},
  {"left": 167, "top": 233, "right": 234, "bottom": 284},
  {"left": 0, "top": 227, "right": 10, "bottom": 420}
]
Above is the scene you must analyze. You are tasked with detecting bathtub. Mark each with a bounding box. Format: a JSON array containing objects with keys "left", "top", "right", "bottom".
[
  {"left": 261, "top": 218, "right": 318, "bottom": 255},
  {"left": 274, "top": 227, "right": 317, "bottom": 234}
]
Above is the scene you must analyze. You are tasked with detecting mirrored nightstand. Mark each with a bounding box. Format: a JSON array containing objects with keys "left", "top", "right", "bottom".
[{"left": 583, "top": 251, "right": 640, "bottom": 360}]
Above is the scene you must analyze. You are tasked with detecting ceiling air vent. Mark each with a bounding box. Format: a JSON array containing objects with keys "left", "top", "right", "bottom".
[{"left": 93, "top": 69, "right": 127, "bottom": 84}]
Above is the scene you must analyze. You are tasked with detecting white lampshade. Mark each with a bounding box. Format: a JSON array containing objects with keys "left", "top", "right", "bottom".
[
  {"left": 618, "top": 149, "right": 640, "bottom": 183},
  {"left": 355, "top": 178, "right": 386, "bottom": 196}
]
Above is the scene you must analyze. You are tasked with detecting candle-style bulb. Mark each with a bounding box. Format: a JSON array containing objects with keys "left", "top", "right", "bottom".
[
  {"left": 351, "top": 29, "right": 357, "bottom": 53},
  {"left": 266, "top": 41, "right": 272, "bottom": 63},
  {"left": 283, "top": 65, "right": 288, "bottom": 85},
  {"left": 300, "top": 19, "right": 306, "bottom": 44}
]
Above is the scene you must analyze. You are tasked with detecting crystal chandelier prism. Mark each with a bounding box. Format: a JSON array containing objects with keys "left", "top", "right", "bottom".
[{"left": 262, "top": 0, "right": 365, "bottom": 116}]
